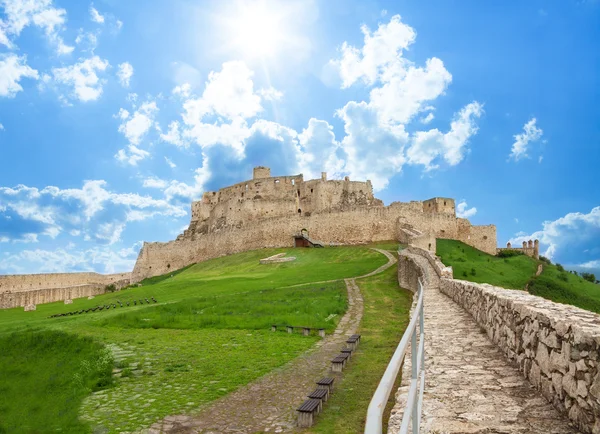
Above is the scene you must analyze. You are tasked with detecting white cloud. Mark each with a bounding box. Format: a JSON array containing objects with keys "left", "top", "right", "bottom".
[
  {"left": 117, "top": 62, "right": 133, "bottom": 87},
  {"left": 298, "top": 118, "right": 343, "bottom": 180},
  {"left": 509, "top": 206, "right": 600, "bottom": 262},
  {"left": 420, "top": 112, "right": 434, "bottom": 124},
  {"left": 332, "top": 15, "right": 416, "bottom": 88},
  {"left": 456, "top": 201, "right": 477, "bottom": 219},
  {"left": 115, "top": 145, "right": 150, "bottom": 166},
  {"left": 89, "top": 4, "right": 104, "bottom": 24},
  {"left": 160, "top": 120, "right": 186, "bottom": 147},
  {"left": 52, "top": 56, "right": 109, "bottom": 102},
  {"left": 407, "top": 102, "right": 483, "bottom": 170},
  {"left": 0, "top": 123, "right": 4, "bottom": 130},
  {"left": 116, "top": 108, "right": 129, "bottom": 120},
  {"left": 143, "top": 178, "right": 168, "bottom": 189},
  {"left": 0, "top": 0, "right": 72, "bottom": 54},
  {"left": 510, "top": 117, "right": 543, "bottom": 161},
  {"left": 258, "top": 86, "right": 283, "bottom": 101},
  {"left": 0, "top": 244, "right": 139, "bottom": 274},
  {"left": 165, "top": 157, "right": 176, "bottom": 168},
  {"left": 118, "top": 100, "right": 158, "bottom": 145},
  {"left": 172, "top": 83, "right": 191, "bottom": 98},
  {"left": 0, "top": 54, "right": 39, "bottom": 97},
  {"left": 0, "top": 180, "right": 187, "bottom": 245}
]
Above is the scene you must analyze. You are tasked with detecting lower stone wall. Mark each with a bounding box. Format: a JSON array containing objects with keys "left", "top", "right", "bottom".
[
  {"left": 440, "top": 278, "right": 600, "bottom": 433},
  {"left": 0, "top": 284, "right": 106, "bottom": 309}
]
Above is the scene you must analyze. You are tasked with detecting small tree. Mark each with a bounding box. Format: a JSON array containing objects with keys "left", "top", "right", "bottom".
[
  {"left": 581, "top": 272, "right": 596, "bottom": 283},
  {"left": 556, "top": 263, "right": 565, "bottom": 272}
]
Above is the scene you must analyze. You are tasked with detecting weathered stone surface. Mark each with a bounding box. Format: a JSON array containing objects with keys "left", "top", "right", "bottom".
[
  {"left": 23, "top": 303, "right": 36, "bottom": 311},
  {"left": 389, "top": 248, "right": 577, "bottom": 433},
  {"left": 64, "top": 299, "right": 73, "bottom": 305}
]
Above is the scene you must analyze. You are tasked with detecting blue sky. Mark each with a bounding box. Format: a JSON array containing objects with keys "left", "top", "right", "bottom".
[{"left": 0, "top": 0, "right": 599, "bottom": 276}]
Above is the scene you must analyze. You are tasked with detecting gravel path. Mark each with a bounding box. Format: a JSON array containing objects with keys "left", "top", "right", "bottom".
[{"left": 148, "top": 249, "right": 397, "bottom": 434}]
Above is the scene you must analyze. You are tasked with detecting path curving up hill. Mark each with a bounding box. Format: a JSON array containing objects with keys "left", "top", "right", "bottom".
[{"left": 148, "top": 249, "right": 397, "bottom": 433}]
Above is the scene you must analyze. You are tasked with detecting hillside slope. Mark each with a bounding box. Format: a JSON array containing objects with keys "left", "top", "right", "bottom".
[{"left": 437, "top": 239, "right": 600, "bottom": 314}]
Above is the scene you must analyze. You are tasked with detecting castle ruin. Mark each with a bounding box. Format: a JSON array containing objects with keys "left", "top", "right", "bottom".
[
  {"left": 131, "top": 167, "right": 497, "bottom": 282},
  {"left": 497, "top": 239, "right": 540, "bottom": 259}
]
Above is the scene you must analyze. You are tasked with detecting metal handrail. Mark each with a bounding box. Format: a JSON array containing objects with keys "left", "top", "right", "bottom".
[{"left": 365, "top": 278, "right": 425, "bottom": 434}]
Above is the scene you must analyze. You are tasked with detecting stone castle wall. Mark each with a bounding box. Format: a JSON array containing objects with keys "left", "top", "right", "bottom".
[
  {"left": 400, "top": 245, "right": 600, "bottom": 433},
  {"left": 0, "top": 272, "right": 131, "bottom": 309},
  {"left": 132, "top": 200, "right": 496, "bottom": 282},
  {"left": 497, "top": 240, "right": 540, "bottom": 260}
]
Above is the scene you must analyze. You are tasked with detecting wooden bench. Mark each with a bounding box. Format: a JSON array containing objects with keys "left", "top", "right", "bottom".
[
  {"left": 316, "top": 377, "right": 334, "bottom": 393},
  {"left": 341, "top": 348, "right": 353, "bottom": 359},
  {"left": 297, "top": 398, "right": 321, "bottom": 427},
  {"left": 308, "top": 387, "right": 329, "bottom": 403},
  {"left": 331, "top": 354, "right": 348, "bottom": 372},
  {"left": 346, "top": 336, "right": 359, "bottom": 351},
  {"left": 318, "top": 328, "right": 325, "bottom": 337}
]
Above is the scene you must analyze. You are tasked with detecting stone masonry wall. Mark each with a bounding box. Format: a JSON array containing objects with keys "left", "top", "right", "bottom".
[
  {"left": 0, "top": 272, "right": 131, "bottom": 309},
  {"left": 439, "top": 279, "right": 600, "bottom": 433},
  {"left": 132, "top": 204, "right": 496, "bottom": 282}
]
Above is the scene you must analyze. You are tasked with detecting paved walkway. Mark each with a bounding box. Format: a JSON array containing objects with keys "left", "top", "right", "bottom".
[
  {"left": 389, "top": 253, "right": 578, "bottom": 433},
  {"left": 148, "top": 249, "right": 396, "bottom": 433}
]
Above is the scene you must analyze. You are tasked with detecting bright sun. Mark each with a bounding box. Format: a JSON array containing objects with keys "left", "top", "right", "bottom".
[{"left": 222, "top": 0, "right": 286, "bottom": 59}]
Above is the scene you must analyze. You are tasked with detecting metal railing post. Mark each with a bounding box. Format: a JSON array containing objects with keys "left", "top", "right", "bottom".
[{"left": 365, "top": 278, "right": 426, "bottom": 434}]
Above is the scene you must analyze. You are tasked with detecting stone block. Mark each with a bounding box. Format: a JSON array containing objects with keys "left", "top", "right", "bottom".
[
  {"left": 24, "top": 304, "right": 36, "bottom": 311},
  {"left": 64, "top": 299, "right": 73, "bottom": 304},
  {"left": 563, "top": 374, "right": 578, "bottom": 399},
  {"left": 536, "top": 342, "right": 552, "bottom": 376},
  {"left": 550, "top": 349, "right": 568, "bottom": 374}
]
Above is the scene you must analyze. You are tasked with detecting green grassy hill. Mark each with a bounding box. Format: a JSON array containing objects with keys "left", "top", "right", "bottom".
[
  {"left": 437, "top": 239, "right": 600, "bottom": 314},
  {"left": 0, "top": 244, "right": 406, "bottom": 433}
]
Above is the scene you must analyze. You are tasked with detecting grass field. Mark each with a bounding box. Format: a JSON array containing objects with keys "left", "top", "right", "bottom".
[
  {"left": 307, "top": 260, "right": 413, "bottom": 433},
  {"left": 0, "top": 330, "right": 113, "bottom": 434},
  {"left": 0, "top": 246, "right": 391, "bottom": 433},
  {"left": 437, "top": 239, "right": 600, "bottom": 314}
]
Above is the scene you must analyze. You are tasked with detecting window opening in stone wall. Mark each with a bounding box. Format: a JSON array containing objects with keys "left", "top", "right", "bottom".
[
  {"left": 444, "top": 201, "right": 446, "bottom": 205},
  {"left": 245, "top": 184, "right": 248, "bottom": 191},
  {"left": 483, "top": 236, "right": 488, "bottom": 240},
  {"left": 297, "top": 189, "right": 300, "bottom": 197},
  {"left": 298, "top": 209, "right": 301, "bottom": 214},
  {"left": 428, "top": 243, "right": 432, "bottom": 250},
  {"left": 275, "top": 179, "right": 280, "bottom": 184},
  {"left": 241, "top": 192, "right": 244, "bottom": 197},
  {"left": 292, "top": 179, "right": 295, "bottom": 186},
  {"left": 311, "top": 188, "right": 313, "bottom": 193}
]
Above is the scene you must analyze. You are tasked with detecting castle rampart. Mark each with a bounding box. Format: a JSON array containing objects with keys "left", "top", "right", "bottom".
[{"left": 132, "top": 168, "right": 497, "bottom": 282}]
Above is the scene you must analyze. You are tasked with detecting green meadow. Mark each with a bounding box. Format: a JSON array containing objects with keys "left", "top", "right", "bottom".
[
  {"left": 437, "top": 239, "right": 600, "bottom": 313},
  {"left": 0, "top": 246, "right": 394, "bottom": 433}
]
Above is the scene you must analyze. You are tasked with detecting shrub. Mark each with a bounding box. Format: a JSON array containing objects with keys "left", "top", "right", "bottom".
[
  {"left": 104, "top": 284, "right": 117, "bottom": 293},
  {"left": 497, "top": 249, "right": 524, "bottom": 258},
  {"left": 462, "top": 271, "right": 468, "bottom": 278},
  {"left": 582, "top": 272, "right": 596, "bottom": 283},
  {"left": 470, "top": 268, "right": 476, "bottom": 276},
  {"left": 539, "top": 256, "right": 552, "bottom": 265},
  {"left": 558, "top": 273, "right": 569, "bottom": 282},
  {"left": 556, "top": 263, "right": 565, "bottom": 272}
]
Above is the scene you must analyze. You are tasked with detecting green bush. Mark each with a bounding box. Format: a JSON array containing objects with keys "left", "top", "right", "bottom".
[
  {"left": 556, "top": 263, "right": 565, "bottom": 272},
  {"left": 497, "top": 249, "right": 524, "bottom": 258},
  {"left": 470, "top": 268, "right": 476, "bottom": 276},
  {"left": 104, "top": 284, "right": 117, "bottom": 293},
  {"left": 539, "top": 256, "right": 552, "bottom": 265}
]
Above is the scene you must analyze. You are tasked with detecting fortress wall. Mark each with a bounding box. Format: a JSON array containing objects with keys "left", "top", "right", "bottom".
[
  {"left": 440, "top": 278, "right": 600, "bottom": 433},
  {"left": 0, "top": 272, "right": 131, "bottom": 293},
  {"left": 133, "top": 205, "right": 491, "bottom": 282},
  {"left": 0, "top": 284, "right": 108, "bottom": 309}
]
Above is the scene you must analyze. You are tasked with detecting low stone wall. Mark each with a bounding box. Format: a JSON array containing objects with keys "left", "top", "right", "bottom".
[
  {"left": 440, "top": 278, "right": 600, "bottom": 433},
  {"left": 0, "top": 284, "right": 108, "bottom": 309}
]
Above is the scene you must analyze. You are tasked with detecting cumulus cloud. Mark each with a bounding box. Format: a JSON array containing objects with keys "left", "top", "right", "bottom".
[
  {"left": 0, "top": 244, "right": 140, "bottom": 274},
  {"left": 89, "top": 4, "right": 104, "bottom": 24},
  {"left": 115, "top": 100, "right": 159, "bottom": 165},
  {"left": 172, "top": 83, "right": 191, "bottom": 98},
  {"left": 165, "top": 157, "right": 176, "bottom": 168},
  {"left": 420, "top": 112, "right": 434, "bottom": 124},
  {"left": 258, "top": 86, "right": 283, "bottom": 101},
  {"left": 407, "top": 102, "right": 484, "bottom": 170},
  {"left": 160, "top": 121, "right": 187, "bottom": 147},
  {"left": 0, "top": 0, "right": 73, "bottom": 53},
  {"left": 0, "top": 54, "right": 39, "bottom": 97},
  {"left": 52, "top": 56, "right": 110, "bottom": 102},
  {"left": 0, "top": 181, "right": 187, "bottom": 246},
  {"left": 510, "top": 117, "right": 543, "bottom": 161},
  {"left": 509, "top": 206, "right": 600, "bottom": 266},
  {"left": 456, "top": 201, "right": 477, "bottom": 219},
  {"left": 117, "top": 62, "right": 133, "bottom": 87}
]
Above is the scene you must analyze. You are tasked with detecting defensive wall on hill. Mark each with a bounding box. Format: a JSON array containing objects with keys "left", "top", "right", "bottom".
[
  {"left": 0, "top": 272, "right": 131, "bottom": 309},
  {"left": 131, "top": 167, "right": 497, "bottom": 282},
  {"left": 397, "top": 245, "right": 600, "bottom": 433}
]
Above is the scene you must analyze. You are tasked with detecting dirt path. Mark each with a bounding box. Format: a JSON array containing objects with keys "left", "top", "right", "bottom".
[
  {"left": 389, "top": 253, "right": 577, "bottom": 433},
  {"left": 148, "top": 249, "right": 396, "bottom": 434}
]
